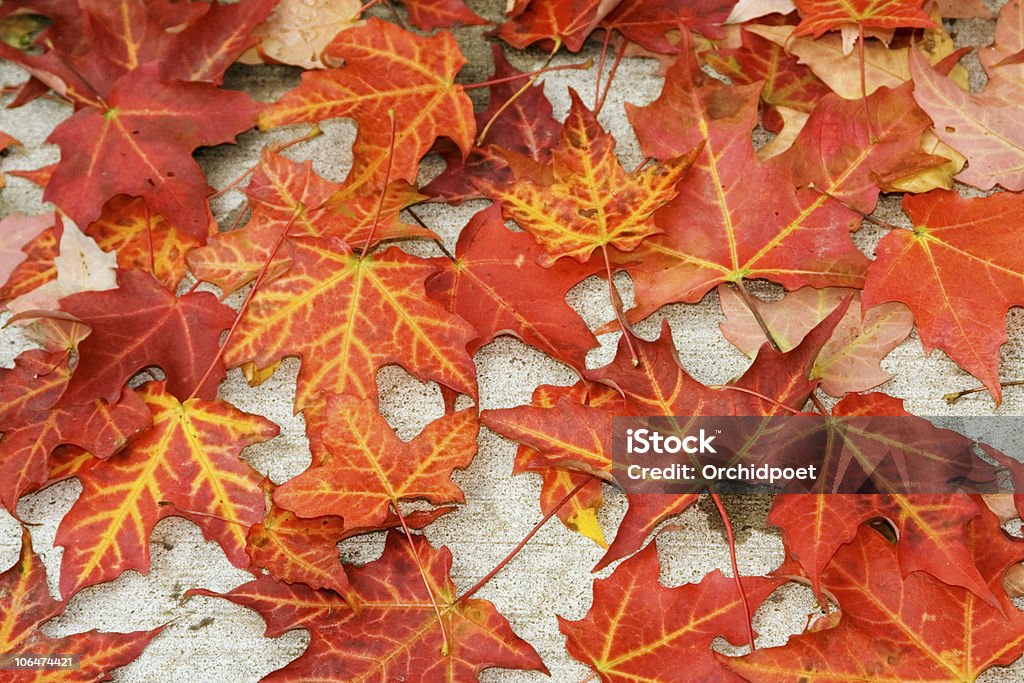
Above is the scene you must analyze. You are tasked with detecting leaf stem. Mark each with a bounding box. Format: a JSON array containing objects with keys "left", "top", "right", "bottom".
[
  {"left": 601, "top": 244, "right": 639, "bottom": 366},
  {"left": 391, "top": 501, "right": 451, "bottom": 656},
  {"left": 464, "top": 58, "right": 593, "bottom": 92},
  {"left": 144, "top": 201, "right": 156, "bottom": 279},
  {"left": 185, "top": 206, "right": 302, "bottom": 401},
  {"left": 734, "top": 280, "right": 781, "bottom": 352},
  {"left": 406, "top": 208, "right": 456, "bottom": 261},
  {"left": 710, "top": 493, "right": 755, "bottom": 653},
  {"left": 457, "top": 479, "right": 588, "bottom": 603},
  {"left": 211, "top": 127, "right": 322, "bottom": 200},
  {"left": 594, "top": 40, "right": 625, "bottom": 116},
  {"left": 707, "top": 385, "right": 802, "bottom": 414},
  {"left": 945, "top": 380, "right": 1024, "bottom": 404},
  {"left": 157, "top": 501, "right": 251, "bottom": 528},
  {"left": 595, "top": 30, "right": 613, "bottom": 108},
  {"left": 476, "top": 41, "right": 562, "bottom": 146},
  {"left": 360, "top": 109, "right": 397, "bottom": 254},
  {"left": 809, "top": 391, "right": 829, "bottom": 415},
  {"left": 808, "top": 183, "right": 903, "bottom": 230}
]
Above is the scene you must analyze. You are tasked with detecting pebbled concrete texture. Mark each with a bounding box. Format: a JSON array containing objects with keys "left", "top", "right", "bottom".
[{"left": 0, "top": 1, "right": 1023, "bottom": 681}]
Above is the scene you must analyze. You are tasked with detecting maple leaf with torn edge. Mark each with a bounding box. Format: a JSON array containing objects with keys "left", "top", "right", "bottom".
[
  {"left": 45, "top": 63, "right": 261, "bottom": 236},
  {"left": 54, "top": 382, "right": 277, "bottom": 598},
  {"left": 863, "top": 189, "right": 1024, "bottom": 403},
  {"left": 191, "top": 530, "right": 548, "bottom": 682},
  {"left": 223, "top": 237, "right": 478, "bottom": 409},
  {"left": 480, "top": 89, "right": 701, "bottom": 264},
  {"left": 0, "top": 377, "right": 150, "bottom": 512},
  {"left": 560, "top": 540, "right": 785, "bottom": 682},
  {"left": 0, "top": 530, "right": 159, "bottom": 680},
  {"left": 58, "top": 269, "right": 236, "bottom": 404},
  {"left": 618, "top": 54, "right": 869, "bottom": 321},
  {"left": 723, "top": 511, "right": 1024, "bottom": 681},
  {"left": 425, "top": 204, "right": 599, "bottom": 371},
  {"left": 423, "top": 46, "right": 562, "bottom": 204},
  {"left": 910, "top": 47, "right": 1024, "bottom": 192},
  {"left": 718, "top": 285, "right": 913, "bottom": 396},
  {"left": 258, "top": 18, "right": 475, "bottom": 194},
  {"left": 274, "top": 395, "right": 477, "bottom": 529}
]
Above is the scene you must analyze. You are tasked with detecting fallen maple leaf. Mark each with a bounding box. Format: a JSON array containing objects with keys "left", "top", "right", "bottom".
[
  {"left": 55, "top": 382, "right": 277, "bottom": 597},
  {"left": 0, "top": 530, "right": 159, "bottom": 680},
  {"left": 481, "top": 89, "right": 701, "bottom": 264},
  {"left": 724, "top": 511, "right": 1024, "bottom": 681},
  {"left": 274, "top": 395, "right": 477, "bottom": 527},
  {"left": 192, "top": 530, "right": 548, "bottom": 681},
  {"left": 793, "top": 0, "right": 934, "bottom": 37},
  {"left": 45, "top": 64, "right": 261, "bottom": 235},
  {"left": 910, "top": 47, "right": 1024, "bottom": 192},
  {"left": 425, "top": 204, "right": 599, "bottom": 370},
  {"left": 620, "top": 55, "right": 868, "bottom": 318},
  {"left": 223, "top": 238, "right": 478, "bottom": 409},
  {"left": 863, "top": 189, "right": 1024, "bottom": 403},
  {"left": 560, "top": 540, "right": 784, "bottom": 682},
  {"left": 58, "top": 269, "right": 236, "bottom": 404},
  {"left": 718, "top": 286, "right": 913, "bottom": 396},
  {"left": 258, "top": 18, "right": 475, "bottom": 194}
]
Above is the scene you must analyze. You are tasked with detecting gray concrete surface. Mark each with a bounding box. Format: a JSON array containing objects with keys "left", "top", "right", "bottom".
[{"left": 1, "top": 1, "right": 1023, "bottom": 681}]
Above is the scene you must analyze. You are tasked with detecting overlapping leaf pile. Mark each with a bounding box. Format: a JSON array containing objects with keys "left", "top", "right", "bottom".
[{"left": 1, "top": 0, "right": 1024, "bottom": 680}]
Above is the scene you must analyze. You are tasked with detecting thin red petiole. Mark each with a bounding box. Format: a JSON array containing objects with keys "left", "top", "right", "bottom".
[
  {"left": 360, "top": 110, "right": 397, "bottom": 254},
  {"left": 458, "top": 479, "right": 588, "bottom": 603},
  {"left": 463, "top": 58, "right": 593, "bottom": 91},
  {"left": 708, "top": 386, "right": 802, "bottom": 414},
  {"left": 734, "top": 280, "right": 780, "bottom": 352},
  {"left": 595, "top": 30, "right": 613, "bottom": 108},
  {"left": 476, "top": 42, "right": 561, "bottom": 145},
  {"left": 185, "top": 206, "right": 302, "bottom": 401},
  {"left": 211, "top": 128, "right": 323, "bottom": 200},
  {"left": 710, "top": 493, "right": 756, "bottom": 653},
  {"left": 601, "top": 244, "right": 639, "bottom": 366},
  {"left": 358, "top": 0, "right": 385, "bottom": 13},
  {"left": 392, "top": 502, "right": 450, "bottom": 656},
  {"left": 157, "top": 501, "right": 250, "bottom": 527},
  {"left": 809, "top": 183, "right": 902, "bottom": 230},
  {"left": 595, "top": 40, "right": 625, "bottom": 116}
]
